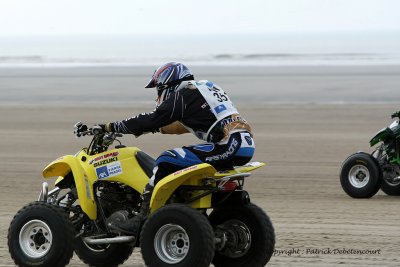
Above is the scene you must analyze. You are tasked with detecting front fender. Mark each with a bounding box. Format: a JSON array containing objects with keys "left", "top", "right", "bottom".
[
  {"left": 43, "top": 155, "right": 97, "bottom": 220},
  {"left": 370, "top": 128, "right": 388, "bottom": 147},
  {"left": 150, "top": 163, "right": 216, "bottom": 213}
]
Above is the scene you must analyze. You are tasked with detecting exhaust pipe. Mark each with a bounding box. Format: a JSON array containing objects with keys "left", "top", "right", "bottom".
[
  {"left": 38, "top": 182, "right": 49, "bottom": 202},
  {"left": 83, "top": 236, "right": 136, "bottom": 245}
]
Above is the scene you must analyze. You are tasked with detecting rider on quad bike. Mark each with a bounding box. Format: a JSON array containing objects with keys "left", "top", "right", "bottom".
[{"left": 88, "top": 62, "right": 255, "bottom": 234}]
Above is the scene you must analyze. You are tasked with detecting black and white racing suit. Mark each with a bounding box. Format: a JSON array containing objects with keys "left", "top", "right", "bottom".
[{"left": 108, "top": 80, "right": 255, "bottom": 187}]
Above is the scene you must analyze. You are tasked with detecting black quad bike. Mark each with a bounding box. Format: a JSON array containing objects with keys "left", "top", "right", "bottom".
[{"left": 340, "top": 110, "right": 400, "bottom": 198}]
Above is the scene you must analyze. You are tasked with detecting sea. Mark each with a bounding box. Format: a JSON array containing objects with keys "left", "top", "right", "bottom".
[{"left": 1, "top": 32, "right": 400, "bottom": 67}]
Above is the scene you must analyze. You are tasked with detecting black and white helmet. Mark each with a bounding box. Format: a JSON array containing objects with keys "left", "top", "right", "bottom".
[{"left": 145, "top": 62, "right": 194, "bottom": 106}]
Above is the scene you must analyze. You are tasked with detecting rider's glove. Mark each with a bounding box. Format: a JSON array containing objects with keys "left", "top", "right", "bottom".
[
  {"left": 74, "top": 122, "right": 88, "bottom": 137},
  {"left": 95, "top": 123, "right": 114, "bottom": 133},
  {"left": 91, "top": 125, "right": 104, "bottom": 135}
]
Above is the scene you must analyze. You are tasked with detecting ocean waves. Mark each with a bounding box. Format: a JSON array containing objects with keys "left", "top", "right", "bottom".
[{"left": 0, "top": 52, "right": 399, "bottom": 67}]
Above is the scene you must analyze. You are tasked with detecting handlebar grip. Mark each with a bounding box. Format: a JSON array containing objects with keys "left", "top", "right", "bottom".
[
  {"left": 91, "top": 126, "right": 103, "bottom": 135},
  {"left": 74, "top": 121, "right": 83, "bottom": 128},
  {"left": 74, "top": 122, "right": 88, "bottom": 137}
]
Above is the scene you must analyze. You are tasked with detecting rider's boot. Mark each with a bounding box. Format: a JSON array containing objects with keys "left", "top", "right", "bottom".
[{"left": 108, "top": 184, "right": 153, "bottom": 235}]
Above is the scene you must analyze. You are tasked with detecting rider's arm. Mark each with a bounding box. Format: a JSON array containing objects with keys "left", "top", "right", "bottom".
[
  {"left": 160, "top": 121, "right": 190, "bottom": 134},
  {"left": 107, "top": 91, "right": 185, "bottom": 136}
]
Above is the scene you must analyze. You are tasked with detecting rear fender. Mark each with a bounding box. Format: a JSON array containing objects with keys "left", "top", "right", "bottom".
[
  {"left": 213, "top": 161, "right": 265, "bottom": 178},
  {"left": 150, "top": 163, "right": 216, "bottom": 213},
  {"left": 43, "top": 155, "right": 97, "bottom": 220}
]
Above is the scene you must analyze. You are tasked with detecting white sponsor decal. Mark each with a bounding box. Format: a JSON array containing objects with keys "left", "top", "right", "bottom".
[{"left": 96, "top": 161, "right": 123, "bottom": 179}]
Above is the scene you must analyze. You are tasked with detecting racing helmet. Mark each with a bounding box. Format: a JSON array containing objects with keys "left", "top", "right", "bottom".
[{"left": 145, "top": 62, "right": 194, "bottom": 106}]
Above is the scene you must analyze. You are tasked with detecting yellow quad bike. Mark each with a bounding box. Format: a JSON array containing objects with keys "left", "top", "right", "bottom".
[{"left": 8, "top": 124, "right": 275, "bottom": 267}]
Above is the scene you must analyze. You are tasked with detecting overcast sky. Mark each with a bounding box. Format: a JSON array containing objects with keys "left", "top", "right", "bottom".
[{"left": 0, "top": 0, "right": 399, "bottom": 36}]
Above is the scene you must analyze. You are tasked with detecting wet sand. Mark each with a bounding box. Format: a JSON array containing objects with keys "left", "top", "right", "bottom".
[
  {"left": 1, "top": 65, "right": 400, "bottom": 105},
  {"left": 1, "top": 66, "right": 400, "bottom": 266}
]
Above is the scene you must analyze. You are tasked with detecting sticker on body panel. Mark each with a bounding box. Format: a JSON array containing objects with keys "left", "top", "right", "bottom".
[
  {"left": 173, "top": 165, "right": 198, "bottom": 176},
  {"left": 96, "top": 161, "right": 123, "bottom": 179},
  {"left": 243, "top": 162, "right": 263, "bottom": 167}
]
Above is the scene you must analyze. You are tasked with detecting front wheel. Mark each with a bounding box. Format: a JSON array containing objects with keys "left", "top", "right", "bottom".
[
  {"left": 140, "top": 204, "right": 215, "bottom": 267},
  {"left": 7, "top": 202, "right": 74, "bottom": 267},
  {"left": 209, "top": 203, "right": 275, "bottom": 267},
  {"left": 340, "top": 152, "right": 382, "bottom": 198}
]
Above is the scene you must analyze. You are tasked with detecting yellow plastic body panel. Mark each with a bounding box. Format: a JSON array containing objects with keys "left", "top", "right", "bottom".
[
  {"left": 43, "top": 155, "right": 97, "bottom": 219},
  {"left": 42, "top": 147, "right": 149, "bottom": 220},
  {"left": 43, "top": 145, "right": 264, "bottom": 219},
  {"left": 82, "top": 147, "right": 150, "bottom": 193},
  {"left": 213, "top": 161, "right": 266, "bottom": 178},
  {"left": 150, "top": 163, "right": 217, "bottom": 212}
]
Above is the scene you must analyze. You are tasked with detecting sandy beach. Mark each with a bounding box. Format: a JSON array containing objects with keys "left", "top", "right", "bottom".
[{"left": 1, "top": 65, "right": 400, "bottom": 266}]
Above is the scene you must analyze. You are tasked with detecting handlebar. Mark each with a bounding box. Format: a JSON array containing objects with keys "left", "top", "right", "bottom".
[
  {"left": 74, "top": 122, "right": 122, "bottom": 138},
  {"left": 80, "top": 128, "right": 123, "bottom": 139},
  {"left": 74, "top": 122, "right": 123, "bottom": 155},
  {"left": 79, "top": 126, "right": 103, "bottom": 137}
]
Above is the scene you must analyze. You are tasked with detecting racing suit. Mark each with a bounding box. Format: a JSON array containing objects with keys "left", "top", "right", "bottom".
[{"left": 107, "top": 80, "right": 255, "bottom": 187}]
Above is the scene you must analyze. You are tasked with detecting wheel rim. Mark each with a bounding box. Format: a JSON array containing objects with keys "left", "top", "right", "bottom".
[
  {"left": 154, "top": 224, "right": 190, "bottom": 264},
  {"left": 386, "top": 180, "right": 400, "bottom": 186},
  {"left": 19, "top": 219, "right": 53, "bottom": 258},
  {"left": 220, "top": 219, "right": 252, "bottom": 258},
  {"left": 384, "top": 176, "right": 400, "bottom": 186},
  {"left": 348, "top": 165, "right": 370, "bottom": 188}
]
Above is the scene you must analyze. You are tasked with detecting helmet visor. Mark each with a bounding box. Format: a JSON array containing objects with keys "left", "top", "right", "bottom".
[{"left": 145, "top": 70, "right": 157, "bottom": 88}]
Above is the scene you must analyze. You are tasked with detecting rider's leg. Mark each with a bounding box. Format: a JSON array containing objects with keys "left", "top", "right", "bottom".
[
  {"left": 138, "top": 162, "right": 182, "bottom": 217},
  {"left": 108, "top": 149, "right": 202, "bottom": 234},
  {"left": 184, "top": 132, "right": 255, "bottom": 169},
  {"left": 135, "top": 132, "right": 255, "bottom": 224},
  {"left": 108, "top": 134, "right": 254, "bottom": 234}
]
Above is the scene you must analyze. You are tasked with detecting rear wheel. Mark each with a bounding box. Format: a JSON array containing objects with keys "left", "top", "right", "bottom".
[
  {"left": 209, "top": 203, "right": 275, "bottom": 267},
  {"left": 8, "top": 202, "right": 74, "bottom": 267},
  {"left": 340, "top": 152, "right": 382, "bottom": 198},
  {"left": 380, "top": 178, "right": 400, "bottom": 196},
  {"left": 140, "top": 204, "right": 214, "bottom": 267}
]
